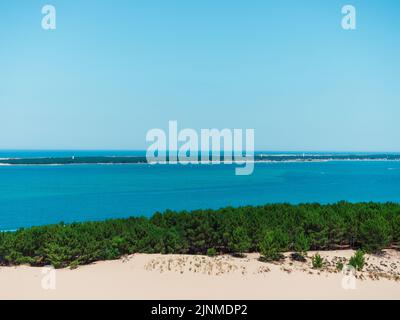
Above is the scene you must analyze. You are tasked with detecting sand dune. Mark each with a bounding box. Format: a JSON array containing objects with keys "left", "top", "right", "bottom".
[{"left": 0, "top": 250, "right": 399, "bottom": 300}]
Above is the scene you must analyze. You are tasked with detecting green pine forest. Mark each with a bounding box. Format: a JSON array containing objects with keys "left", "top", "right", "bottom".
[{"left": 0, "top": 202, "right": 399, "bottom": 268}]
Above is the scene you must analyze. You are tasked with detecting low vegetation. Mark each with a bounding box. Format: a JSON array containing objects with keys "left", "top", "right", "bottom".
[
  {"left": 206, "top": 248, "right": 217, "bottom": 257},
  {"left": 259, "top": 230, "right": 285, "bottom": 262},
  {"left": 349, "top": 250, "right": 365, "bottom": 271},
  {"left": 311, "top": 253, "right": 324, "bottom": 269},
  {"left": 0, "top": 202, "right": 398, "bottom": 268}
]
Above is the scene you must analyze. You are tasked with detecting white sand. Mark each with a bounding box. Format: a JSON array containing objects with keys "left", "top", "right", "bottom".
[{"left": 0, "top": 250, "right": 399, "bottom": 300}]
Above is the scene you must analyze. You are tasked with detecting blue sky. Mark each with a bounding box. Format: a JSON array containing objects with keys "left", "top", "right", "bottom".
[{"left": 0, "top": 0, "right": 399, "bottom": 151}]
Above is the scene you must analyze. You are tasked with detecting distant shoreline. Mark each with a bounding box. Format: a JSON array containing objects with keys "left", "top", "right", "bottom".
[{"left": 1, "top": 154, "right": 400, "bottom": 166}]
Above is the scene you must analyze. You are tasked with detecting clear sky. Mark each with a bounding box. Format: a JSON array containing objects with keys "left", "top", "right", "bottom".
[{"left": 0, "top": 0, "right": 399, "bottom": 151}]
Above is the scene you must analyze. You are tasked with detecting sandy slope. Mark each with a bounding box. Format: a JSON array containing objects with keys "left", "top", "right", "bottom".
[{"left": 0, "top": 250, "right": 399, "bottom": 300}]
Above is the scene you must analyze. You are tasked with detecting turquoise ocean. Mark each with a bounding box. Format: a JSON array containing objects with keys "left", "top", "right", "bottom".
[{"left": 1, "top": 150, "right": 400, "bottom": 230}]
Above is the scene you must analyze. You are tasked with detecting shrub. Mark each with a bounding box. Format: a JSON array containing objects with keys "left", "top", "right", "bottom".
[
  {"left": 259, "top": 230, "right": 284, "bottom": 262},
  {"left": 206, "top": 248, "right": 217, "bottom": 257},
  {"left": 358, "top": 216, "right": 391, "bottom": 253},
  {"left": 349, "top": 250, "right": 365, "bottom": 271},
  {"left": 294, "top": 232, "right": 310, "bottom": 259},
  {"left": 389, "top": 212, "right": 400, "bottom": 243},
  {"left": 272, "top": 228, "right": 290, "bottom": 252},
  {"left": 161, "top": 229, "right": 183, "bottom": 254},
  {"left": 336, "top": 261, "right": 344, "bottom": 271},
  {"left": 311, "top": 253, "right": 324, "bottom": 269},
  {"left": 229, "top": 227, "right": 251, "bottom": 257}
]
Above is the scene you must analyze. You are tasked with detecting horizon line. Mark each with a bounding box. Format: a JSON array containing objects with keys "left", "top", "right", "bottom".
[{"left": 1, "top": 148, "right": 400, "bottom": 154}]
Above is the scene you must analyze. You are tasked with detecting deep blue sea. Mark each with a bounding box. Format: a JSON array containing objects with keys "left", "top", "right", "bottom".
[{"left": 1, "top": 150, "right": 400, "bottom": 230}]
